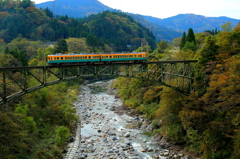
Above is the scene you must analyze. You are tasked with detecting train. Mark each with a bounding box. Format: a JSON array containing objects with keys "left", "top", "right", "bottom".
[{"left": 47, "top": 52, "right": 147, "bottom": 65}]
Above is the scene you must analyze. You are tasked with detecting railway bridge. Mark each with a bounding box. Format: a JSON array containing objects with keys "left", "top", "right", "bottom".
[{"left": 0, "top": 60, "right": 197, "bottom": 105}]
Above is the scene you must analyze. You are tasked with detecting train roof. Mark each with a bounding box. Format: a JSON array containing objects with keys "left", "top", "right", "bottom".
[{"left": 48, "top": 52, "right": 146, "bottom": 56}]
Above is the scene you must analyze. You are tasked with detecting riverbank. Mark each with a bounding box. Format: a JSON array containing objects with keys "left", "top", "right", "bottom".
[
  {"left": 108, "top": 84, "right": 201, "bottom": 159},
  {"left": 64, "top": 80, "right": 200, "bottom": 159}
]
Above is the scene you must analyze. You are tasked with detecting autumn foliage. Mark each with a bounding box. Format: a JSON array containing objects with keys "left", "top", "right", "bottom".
[{"left": 115, "top": 23, "right": 240, "bottom": 158}]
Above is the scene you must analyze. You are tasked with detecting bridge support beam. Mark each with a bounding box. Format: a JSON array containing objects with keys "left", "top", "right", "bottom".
[{"left": 0, "top": 60, "right": 197, "bottom": 105}]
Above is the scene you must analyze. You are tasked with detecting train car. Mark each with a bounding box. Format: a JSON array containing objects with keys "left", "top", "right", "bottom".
[
  {"left": 47, "top": 53, "right": 100, "bottom": 65},
  {"left": 100, "top": 52, "right": 147, "bottom": 62},
  {"left": 47, "top": 52, "right": 147, "bottom": 65}
]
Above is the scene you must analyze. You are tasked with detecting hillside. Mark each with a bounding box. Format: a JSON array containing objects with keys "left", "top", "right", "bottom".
[
  {"left": 0, "top": 0, "right": 156, "bottom": 52},
  {"left": 131, "top": 14, "right": 182, "bottom": 42},
  {"left": 36, "top": 0, "right": 240, "bottom": 42},
  {"left": 83, "top": 11, "right": 156, "bottom": 51}
]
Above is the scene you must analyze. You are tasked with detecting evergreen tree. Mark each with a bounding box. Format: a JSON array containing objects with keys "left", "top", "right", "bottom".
[
  {"left": 43, "top": 7, "right": 53, "bottom": 18},
  {"left": 180, "top": 31, "right": 186, "bottom": 50},
  {"left": 4, "top": 46, "right": 9, "bottom": 54},
  {"left": 198, "top": 36, "right": 219, "bottom": 67},
  {"left": 186, "top": 28, "right": 196, "bottom": 45},
  {"left": 54, "top": 39, "right": 68, "bottom": 53}
]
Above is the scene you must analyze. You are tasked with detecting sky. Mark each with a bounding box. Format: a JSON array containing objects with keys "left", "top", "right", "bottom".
[{"left": 33, "top": 0, "right": 240, "bottom": 19}]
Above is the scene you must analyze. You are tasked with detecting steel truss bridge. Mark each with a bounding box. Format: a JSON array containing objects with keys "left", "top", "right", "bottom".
[{"left": 0, "top": 60, "right": 197, "bottom": 105}]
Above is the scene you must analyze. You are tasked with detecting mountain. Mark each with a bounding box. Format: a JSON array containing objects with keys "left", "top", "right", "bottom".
[
  {"left": 131, "top": 14, "right": 182, "bottom": 42},
  {"left": 36, "top": 0, "right": 116, "bottom": 17},
  {"left": 153, "top": 14, "right": 240, "bottom": 32},
  {"left": 36, "top": 0, "right": 181, "bottom": 41},
  {"left": 36, "top": 0, "right": 240, "bottom": 41}
]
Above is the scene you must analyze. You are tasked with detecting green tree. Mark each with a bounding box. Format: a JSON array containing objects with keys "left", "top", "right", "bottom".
[
  {"left": 21, "top": 0, "right": 32, "bottom": 9},
  {"left": 0, "top": 112, "right": 26, "bottom": 158},
  {"left": 6, "top": 21, "right": 18, "bottom": 40},
  {"left": 4, "top": 46, "right": 9, "bottom": 53},
  {"left": 157, "top": 40, "right": 169, "bottom": 53},
  {"left": 43, "top": 7, "right": 53, "bottom": 18},
  {"left": 221, "top": 22, "right": 232, "bottom": 32},
  {"left": 66, "top": 37, "right": 90, "bottom": 53},
  {"left": 180, "top": 31, "right": 187, "bottom": 50},
  {"left": 55, "top": 126, "right": 71, "bottom": 147},
  {"left": 186, "top": 28, "right": 196, "bottom": 45},
  {"left": 54, "top": 39, "right": 68, "bottom": 53},
  {"left": 198, "top": 36, "right": 219, "bottom": 67},
  {"left": 182, "top": 41, "right": 197, "bottom": 52}
]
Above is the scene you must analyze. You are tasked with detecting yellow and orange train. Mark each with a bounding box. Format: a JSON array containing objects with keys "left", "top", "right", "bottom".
[{"left": 47, "top": 52, "right": 147, "bottom": 65}]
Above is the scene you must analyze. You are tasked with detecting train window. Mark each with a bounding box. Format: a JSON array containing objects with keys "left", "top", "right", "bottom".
[
  {"left": 110, "top": 56, "right": 112, "bottom": 58},
  {"left": 89, "top": 56, "right": 91, "bottom": 59},
  {"left": 61, "top": 57, "right": 63, "bottom": 60}
]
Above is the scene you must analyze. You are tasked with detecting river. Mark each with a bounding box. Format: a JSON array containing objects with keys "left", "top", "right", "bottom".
[{"left": 64, "top": 80, "right": 190, "bottom": 159}]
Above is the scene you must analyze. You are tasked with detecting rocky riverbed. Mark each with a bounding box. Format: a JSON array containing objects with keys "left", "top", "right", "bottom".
[{"left": 64, "top": 80, "right": 196, "bottom": 159}]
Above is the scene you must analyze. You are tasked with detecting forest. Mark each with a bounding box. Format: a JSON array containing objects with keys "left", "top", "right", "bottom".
[
  {"left": 0, "top": 0, "right": 240, "bottom": 158},
  {"left": 0, "top": 0, "right": 156, "bottom": 52},
  {"left": 114, "top": 23, "right": 240, "bottom": 159}
]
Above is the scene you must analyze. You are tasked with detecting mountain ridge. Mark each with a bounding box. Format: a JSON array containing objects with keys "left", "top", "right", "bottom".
[{"left": 36, "top": 0, "right": 240, "bottom": 41}]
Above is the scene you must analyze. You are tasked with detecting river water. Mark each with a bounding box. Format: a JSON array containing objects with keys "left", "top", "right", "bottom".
[{"left": 65, "top": 80, "right": 179, "bottom": 159}]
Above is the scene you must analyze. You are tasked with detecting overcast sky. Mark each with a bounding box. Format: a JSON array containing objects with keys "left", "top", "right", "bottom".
[{"left": 33, "top": 0, "right": 240, "bottom": 19}]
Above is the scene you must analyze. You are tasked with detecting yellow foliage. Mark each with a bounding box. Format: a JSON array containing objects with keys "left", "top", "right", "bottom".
[{"left": 0, "top": 11, "right": 10, "bottom": 19}]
